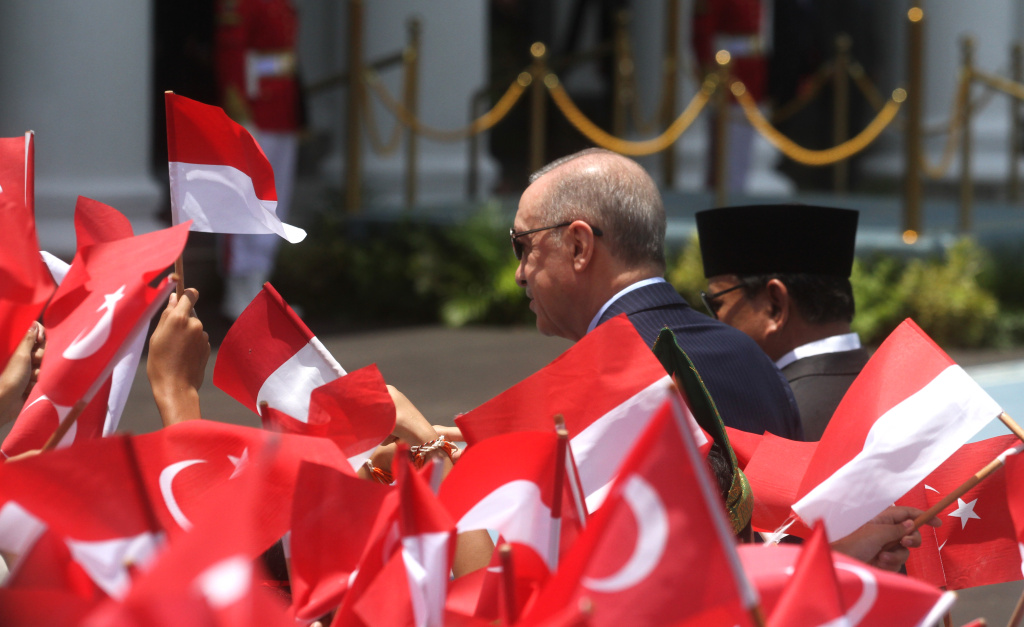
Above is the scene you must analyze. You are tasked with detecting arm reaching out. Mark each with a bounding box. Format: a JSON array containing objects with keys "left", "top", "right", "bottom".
[
  {"left": 147, "top": 288, "right": 210, "bottom": 427},
  {"left": 0, "top": 322, "right": 45, "bottom": 427},
  {"left": 830, "top": 505, "right": 940, "bottom": 572}
]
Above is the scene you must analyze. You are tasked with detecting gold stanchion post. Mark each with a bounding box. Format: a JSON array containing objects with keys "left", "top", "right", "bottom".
[
  {"left": 713, "top": 51, "right": 731, "bottom": 208},
  {"left": 904, "top": 4, "right": 925, "bottom": 236},
  {"left": 529, "top": 42, "right": 549, "bottom": 174},
  {"left": 403, "top": 18, "right": 421, "bottom": 210},
  {"left": 960, "top": 36, "right": 975, "bottom": 233},
  {"left": 344, "top": 0, "right": 364, "bottom": 214},
  {"left": 612, "top": 10, "right": 631, "bottom": 139},
  {"left": 1011, "top": 42, "right": 1022, "bottom": 202},
  {"left": 833, "top": 34, "right": 852, "bottom": 193},
  {"left": 662, "top": 0, "right": 680, "bottom": 187}
]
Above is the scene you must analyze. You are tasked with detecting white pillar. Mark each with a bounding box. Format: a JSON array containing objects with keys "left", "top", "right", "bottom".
[
  {"left": 312, "top": 0, "right": 497, "bottom": 207},
  {"left": 0, "top": 1, "right": 162, "bottom": 257}
]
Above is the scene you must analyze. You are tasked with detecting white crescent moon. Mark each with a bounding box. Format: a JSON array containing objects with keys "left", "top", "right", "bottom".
[
  {"left": 63, "top": 285, "right": 124, "bottom": 360},
  {"left": 159, "top": 459, "right": 206, "bottom": 531},
  {"left": 835, "top": 562, "right": 879, "bottom": 625},
  {"left": 582, "top": 475, "right": 668, "bottom": 593}
]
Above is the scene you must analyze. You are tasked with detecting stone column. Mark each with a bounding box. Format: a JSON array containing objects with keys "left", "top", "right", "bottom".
[{"left": 0, "top": 1, "right": 162, "bottom": 257}]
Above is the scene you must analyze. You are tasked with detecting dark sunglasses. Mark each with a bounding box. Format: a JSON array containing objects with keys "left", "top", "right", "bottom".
[
  {"left": 510, "top": 222, "right": 604, "bottom": 260},
  {"left": 699, "top": 283, "right": 746, "bottom": 319}
]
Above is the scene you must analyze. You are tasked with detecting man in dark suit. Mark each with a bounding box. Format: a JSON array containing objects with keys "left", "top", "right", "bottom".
[
  {"left": 512, "top": 148, "right": 802, "bottom": 439},
  {"left": 695, "top": 204, "right": 868, "bottom": 441}
]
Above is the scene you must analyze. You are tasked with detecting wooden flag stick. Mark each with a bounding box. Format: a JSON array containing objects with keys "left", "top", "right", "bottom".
[
  {"left": 748, "top": 603, "right": 768, "bottom": 627},
  {"left": 1000, "top": 412, "right": 1024, "bottom": 445},
  {"left": 498, "top": 543, "right": 518, "bottom": 625},
  {"left": 944, "top": 612, "right": 952, "bottom": 627},
  {"left": 41, "top": 400, "right": 87, "bottom": 451},
  {"left": 1008, "top": 586, "right": 1024, "bottom": 627},
  {"left": 912, "top": 444, "right": 1022, "bottom": 530},
  {"left": 174, "top": 255, "right": 185, "bottom": 298}
]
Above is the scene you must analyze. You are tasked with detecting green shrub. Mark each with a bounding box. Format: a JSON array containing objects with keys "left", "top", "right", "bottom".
[{"left": 665, "top": 232, "right": 708, "bottom": 312}]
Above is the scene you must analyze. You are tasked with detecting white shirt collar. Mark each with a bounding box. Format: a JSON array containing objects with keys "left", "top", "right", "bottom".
[
  {"left": 774, "top": 332, "right": 862, "bottom": 370},
  {"left": 586, "top": 277, "right": 667, "bottom": 335}
]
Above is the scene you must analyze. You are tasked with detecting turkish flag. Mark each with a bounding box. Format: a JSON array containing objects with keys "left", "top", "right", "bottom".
[
  {"left": 766, "top": 522, "right": 847, "bottom": 627},
  {"left": 794, "top": 319, "right": 1002, "bottom": 540},
  {"left": 81, "top": 452, "right": 295, "bottom": 627},
  {"left": 289, "top": 461, "right": 393, "bottom": 622},
  {"left": 214, "top": 282, "right": 346, "bottom": 422},
  {"left": 724, "top": 426, "right": 764, "bottom": 470},
  {"left": 456, "top": 315, "right": 703, "bottom": 511},
  {"left": 261, "top": 364, "right": 395, "bottom": 470},
  {"left": 898, "top": 434, "right": 1024, "bottom": 590},
  {"left": 0, "top": 588, "right": 97, "bottom": 627},
  {"left": 522, "top": 396, "right": 758, "bottom": 627},
  {"left": 165, "top": 92, "right": 305, "bottom": 242},
  {"left": 3, "top": 222, "right": 190, "bottom": 457},
  {"left": 0, "top": 131, "right": 34, "bottom": 214},
  {"left": 739, "top": 542, "right": 956, "bottom": 626}
]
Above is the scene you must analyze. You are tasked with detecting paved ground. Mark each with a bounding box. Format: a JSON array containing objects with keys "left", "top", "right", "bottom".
[{"left": 19, "top": 323, "right": 1024, "bottom": 624}]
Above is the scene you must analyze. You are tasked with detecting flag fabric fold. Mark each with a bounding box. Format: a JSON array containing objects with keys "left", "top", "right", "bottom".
[
  {"left": 165, "top": 92, "right": 305, "bottom": 242},
  {"left": 793, "top": 319, "right": 1002, "bottom": 541},
  {"left": 214, "top": 282, "right": 345, "bottom": 422}
]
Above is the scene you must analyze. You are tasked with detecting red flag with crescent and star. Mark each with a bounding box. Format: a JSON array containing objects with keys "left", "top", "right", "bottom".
[
  {"left": 521, "top": 395, "right": 758, "bottom": 626},
  {"left": 2, "top": 222, "right": 191, "bottom": 457},
  {"left": 898, "top": 434, "right": 1024, "bottom": 590}
]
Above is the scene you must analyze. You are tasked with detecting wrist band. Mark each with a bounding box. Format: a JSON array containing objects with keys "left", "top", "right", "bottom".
[
  {"left": 364, "top": 459, "right": 394, "bottom": 485},
  {"left": 410, "top": 435, "right": 456, "bottom": 468}
]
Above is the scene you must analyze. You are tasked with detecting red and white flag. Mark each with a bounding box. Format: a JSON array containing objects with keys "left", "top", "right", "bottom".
[
  {"left": 456, "top": 315, "right": 699, "bottom": 510},
  {"left": 522, "top": 396, "right": 758, "bottom": 626},
  {"left": 2, "top": 222, "right": 189, "bottom": 457},
  {"left": 899, "top": 434, "right": 1024, "bottom": 590},
  {"left": 0, "top": 131, "right": 34, "bottom": 214},
  {"left": 742, "top": 432, "right": 816, "bottom": 537},
  {"left": 261, "top": 364, "right": 396, "bottom": 470},
  {"left": 792, "top": 319, "right": 1002, "bottom": 540},
  {"left": 214, "top": 282, "right": 345, "bottom": 422},
  {"left": 165, "top": 92, "right": 305, "bottom": 242},
  {"left": 740, "top": 542, "right": 956, "bottom": 626},
  {"left": 997, "top": 445, "right": 1024, "bottom": 585},
  {"left": 765, "top": 522, "right": 847, "bottom": 627},
  {"left": 288, "top": 460, "right": 393, "bottom": 622}
]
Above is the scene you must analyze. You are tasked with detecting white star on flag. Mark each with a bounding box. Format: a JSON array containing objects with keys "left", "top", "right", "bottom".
[
  {"left": 228, "top": 448, "right": 249, "bottom": 480},
  {"left": 948, "top": 497, "right": 981, "bottom": 529}
]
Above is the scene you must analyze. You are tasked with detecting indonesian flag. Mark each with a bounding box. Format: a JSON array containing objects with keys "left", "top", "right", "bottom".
[
  {"left": 456, "top": 315, "right": 704, "bottom": 510},
  {"left": 213, "top": 282, "right": 345, "bottom": 422},
  {"left": 742, "top": 432, "right": 816, "bottom": 537},
  {"left": 899, "top": 435, "right": 1024, "bottom": 590},
  {"left": 765, "top": 522, "right": 848, "bottom": 627},
  {"left": 289, "top": 461, "right": 393, "bottom": 622},
  {"left": 739, "top": 542, "right": 956, "bottom": 626},
  {"left": 2, "top": 222, "right": 190, "bottom": 457},
  {"left": 165, "top": 92, "right": 305, "bottom": 243},
  {"left": 522, "top": 396, "right": 759, "bottom": 626},
  {"left": 260, "top": 364, "right": 396, "bottom": 471},
  {"left": 792, "top": 319, "right": 1002, "bottom": 541}
]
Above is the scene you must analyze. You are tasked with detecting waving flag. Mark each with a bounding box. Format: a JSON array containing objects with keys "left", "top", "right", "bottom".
[
  {"left": 0, "top": 131, "right": 34, "bottom": 213},
  {"left": 260, "top": 364, "right": 395, "bottom": 470},
  {"left": 792, "top": 319, "right": 1002, "bottom": 540},
  {"left": 165, "top": 92, "right": 305, "bottom": 242},
  {"left": 523, "top": 396, "right": 758, "bottom": 626},
  {"left": 740, "top": 542, "right": 955, "bottom": 626},
  {"left": 3, "top": 222, "right": 189, "bottom": 457},
  {"left": 456, "top": 316, "right": 691, "bottom": 510},
  {"left": 766, "top": 522, "right": 847, "bottom": 627},
  {"left": 899, "top": 434, "right": 1024, "bottom": 590},
  {"left": 214, "top": 282, "right": 345, "bottom": 422}
]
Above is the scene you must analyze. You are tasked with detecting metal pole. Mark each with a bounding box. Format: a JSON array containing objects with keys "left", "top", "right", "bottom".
[
  {"left": 714, "top": 52, "right": 731, "bottom": 208},
  {"left": 467, "top": 91, "right": 484, "bottom": 199},
  {"left": 960, "top": 36, "right": 974, "bottom": 233},
  {"left": 344, "top": 0, "right": 364, "bottom": 214},
  {"left": 403, "top": 19, "right": 421, "bottom": 210},
  {"left": 1011, "top": 42, "right": 1022, "bottom": 202},
  {"left": 903, "top": 4, "right": 925, "bottom": 235},
  {"left": 833, "top": 33, "right": 852, "bottom": 193},
  {"left": 612, "top": 10, "right": 630, "bottom": 139},
  {"left": 662, "top": 0, "right": 680, "bottom": 187},
  {"left": 529, "top": 42, "right": 549, "bottom": 173}
]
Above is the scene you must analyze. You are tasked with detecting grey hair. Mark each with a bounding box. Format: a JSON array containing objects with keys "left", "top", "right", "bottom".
[{"left": 529, "top": 148, "right": 666, "bottom": 269}]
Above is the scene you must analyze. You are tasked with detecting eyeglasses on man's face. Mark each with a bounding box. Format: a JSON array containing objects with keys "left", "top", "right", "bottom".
[
  {"left": 699, "top": 283, "right": 746, "bottom": 319},
  {"left": 509, "top": 221, "right": 604, "bottom": 260}
]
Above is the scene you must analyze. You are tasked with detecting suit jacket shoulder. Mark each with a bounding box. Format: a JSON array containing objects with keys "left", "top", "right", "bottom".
[{"left": 782, "top": 347, "right": 871, "bottom": 441}]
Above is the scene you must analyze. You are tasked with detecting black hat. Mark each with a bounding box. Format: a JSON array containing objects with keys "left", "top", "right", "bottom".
[{"left": 695, "top": 204, "right": 859, "bottom": 278}]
